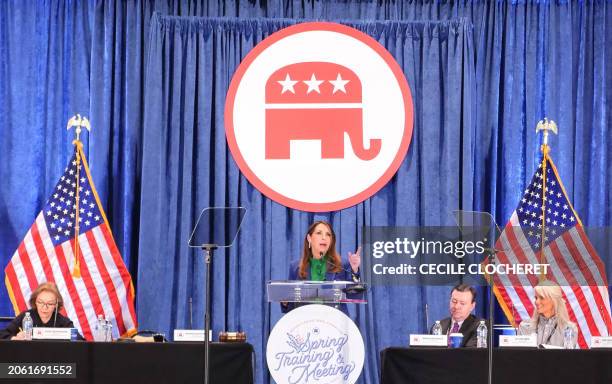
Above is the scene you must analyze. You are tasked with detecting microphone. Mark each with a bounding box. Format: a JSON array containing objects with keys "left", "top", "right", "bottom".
[
  {"left": 425, "top": 303, "right": 429, "bottom": 331},
  {"left": 189, "top": 297, "right": 193, "bottom": 329},
  {"left": 323, "top": 257, "right": 366, "bottom": 294},
  {"left": 53, "top": 299, "right": 58, "bottom": 327}
]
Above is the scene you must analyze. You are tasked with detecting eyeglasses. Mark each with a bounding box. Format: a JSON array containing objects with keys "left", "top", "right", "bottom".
[{"left": 35, "top": 300, "right": 57, "bottom": 309}]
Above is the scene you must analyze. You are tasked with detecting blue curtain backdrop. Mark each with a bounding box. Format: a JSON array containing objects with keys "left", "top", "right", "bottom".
[{"left": 0, "top": 1, "right": 610, "bottom": 384}]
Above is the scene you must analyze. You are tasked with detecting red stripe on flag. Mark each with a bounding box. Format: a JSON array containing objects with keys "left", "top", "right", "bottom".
[
  {"left": 30, "top": 222, "right": 55, "bottom": 283},
  {"left": 547, "top": 240, "right": 599, "bottom": 339},
  {"left": 5, "top": 263, "right": 28, "bottom": 311},
  {"left": 70, "top": 239, "right": 106, "bottom": 328},
  {"left": 100, "top": 224, "right": 137, "bottom": 325},
  {"left": 505, "top": 227, "right": 540, "bottom": 286},
  {"left": 574, "top": 227, "right": 609, "bottom": 286},
  {"left": 17, "top": 240, "right": 39, "bottom": 293},
  {"left": 560, "top": 232, "right": 612, "bottom": 333},
  {"left": 492, "top": 249, "right": 534, "bottom": 316},
  {"left": 560, "top": 290, "right": 587, "bottom": 348},
  {"left": 54, "top": 244, "right": 93, "bottom": 340},
  {"left": 84, "top": 230, "right": 127, "bottom": 334}
]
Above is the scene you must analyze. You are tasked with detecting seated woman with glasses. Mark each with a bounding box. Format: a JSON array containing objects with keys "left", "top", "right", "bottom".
[{"left": 0, "top": 282, "right": 81, "bottom": 340}]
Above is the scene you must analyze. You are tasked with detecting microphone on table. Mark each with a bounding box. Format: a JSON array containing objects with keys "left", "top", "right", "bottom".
[{"left": 53, "top": 299, "right": 59, "bottom": 327}]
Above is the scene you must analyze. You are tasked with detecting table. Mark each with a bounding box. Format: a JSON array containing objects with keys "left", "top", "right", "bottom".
[
  {"left": 381, "top": 347, "right": 612, "bottom": 384},
  {"left": 0, "top": 340, "right": 254, "bottom": 383}
]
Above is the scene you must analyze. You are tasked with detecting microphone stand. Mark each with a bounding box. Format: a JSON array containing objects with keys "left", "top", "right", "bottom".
[
  {"left": 202, "top": 244, "right": 217, "bottom": 384},
  {"left": 53, "top": 300, "right": 58, "bottom": 327},
  {"left": 484, "top": 247, "right": 497, "bottom": 384}
]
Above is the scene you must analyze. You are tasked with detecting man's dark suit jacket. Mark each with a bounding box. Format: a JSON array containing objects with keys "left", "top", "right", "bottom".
[{"left": 435, "top": 314, "right": 483, "bottom": 347}]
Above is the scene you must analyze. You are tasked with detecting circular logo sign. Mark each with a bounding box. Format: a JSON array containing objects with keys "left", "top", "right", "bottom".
[
  {"left": 266, "top": 304, "right": 365, "bottom": 384},
  {"left": 225, "top": 22, "right": 413, "bottom": 212}
]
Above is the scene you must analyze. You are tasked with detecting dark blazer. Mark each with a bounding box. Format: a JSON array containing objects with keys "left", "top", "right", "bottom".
[
  {"left": 281, "top": 259, "right": 360, "bottom": 315},
  {"left": 0, "top": 309, "right": 83, "bottom": 340},
  {"left": 434, "top": 314, "right": 483, "bottom": 347}
]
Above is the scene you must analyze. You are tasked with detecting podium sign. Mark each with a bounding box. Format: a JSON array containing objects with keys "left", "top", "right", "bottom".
[{"left": 267, "top": 305, "right": 364, "bottom": 384}]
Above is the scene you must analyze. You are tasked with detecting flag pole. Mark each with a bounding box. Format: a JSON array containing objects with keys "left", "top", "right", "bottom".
[
  {"left": 66, "top": 115, "right": 91, "bottom": 278},
  {"left": 535, "top": 118, "right": 558, "bottom": 282}
]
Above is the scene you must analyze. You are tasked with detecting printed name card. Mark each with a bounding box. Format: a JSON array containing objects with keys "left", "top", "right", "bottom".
[
  {"left": 590, "top": 336, "right": 612, "bottom": 349},
  {"left": 173, "top": 329, "right": 213, "bottom": 342},
  {"left": 409, "top": 334, "right": 447, "bottom": 347},
  {"left": 32, "top": 327, "right": 72, "bottom": 340},
  {"left": 499, "top": 334, "right": 537, "bottom": 348}
]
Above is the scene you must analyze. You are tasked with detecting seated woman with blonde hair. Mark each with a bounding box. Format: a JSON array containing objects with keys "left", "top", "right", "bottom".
[
  {"left": 0, "top": 282, "right": 82, "bottom": 340},
  {"left": 518, "top": 280, "right": 577, "bottom": 348}
]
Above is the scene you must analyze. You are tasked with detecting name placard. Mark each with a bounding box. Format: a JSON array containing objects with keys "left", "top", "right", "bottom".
[
  {"left": 590, "top": 336, "right": 612, "bottom": 349},
  {"left": 32, "top": 327, "right": 72, "bottom": 340},
  {"left": 409, "top": 334, "right": 447, "bottom": 347},
  {"left": 173, "top": 329, "right": 213, "bottom": 342},
  {"left": 499, "top": 334, "right": 537, "bottom": 348}
]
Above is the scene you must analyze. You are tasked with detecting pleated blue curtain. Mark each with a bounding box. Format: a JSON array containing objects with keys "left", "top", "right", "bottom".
[
  {"left": 139, "top": 14, "right": 475, "bottom": 384},
  {"left": 0, "top": 1, "right": 95, "bottom": 315}
]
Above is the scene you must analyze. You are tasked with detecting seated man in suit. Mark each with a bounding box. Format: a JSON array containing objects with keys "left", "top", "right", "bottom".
[{"left": 432, "top": 284, "right": 482, "bottom": 347}]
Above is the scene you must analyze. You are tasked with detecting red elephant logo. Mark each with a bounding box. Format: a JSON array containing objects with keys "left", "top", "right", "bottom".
[{"left": 265, "top": 62, "right": 381, "bottom": 161}]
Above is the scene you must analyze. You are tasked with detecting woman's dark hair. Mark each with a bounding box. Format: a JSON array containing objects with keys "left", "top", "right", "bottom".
[{"left": 298, "top": 221, "right": 342, "bottom": 279}]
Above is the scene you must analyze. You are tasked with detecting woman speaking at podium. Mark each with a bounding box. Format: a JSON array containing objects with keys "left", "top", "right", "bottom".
[
  {"left": 281, "top": 220, "right": 361, "bottom": 314},
  {"left": 0, "top": 282, "right": 81, "bottom": 340}
]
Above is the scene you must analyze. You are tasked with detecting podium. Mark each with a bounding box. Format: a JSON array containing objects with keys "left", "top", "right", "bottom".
[
  {"left": 267, "top": 280, "right": 367, "bottom": 304},
  {"left": 266, "top": 281, "right": 368, "bottom": 384}
]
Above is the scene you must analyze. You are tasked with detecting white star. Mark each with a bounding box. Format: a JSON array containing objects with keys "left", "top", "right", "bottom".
[
  {"left": 277, "top": 74, "right": 298, "bottom": 94},
  {"left": 85, "top": 220, "right": 90, "bottom": 226},
  {"left": 329, "top": 73, "right": 350, "bottom": 94},
  {"left": 303, "top": 74, "right": 324, "bottom": 94},
  {"left": 55, "top": 235, "right": 60, "bottom": 241}
]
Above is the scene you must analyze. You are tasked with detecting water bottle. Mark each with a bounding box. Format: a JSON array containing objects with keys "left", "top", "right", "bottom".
[
  {"left": 104, "top": 319, "right": 113, "bottom": 342},
  {"left": 22, "top": 312, "right": 33, "bottom": 340},
  {"left": 94, "top": 314, "right": 105, "bottom": 341},
  {"left": 563, "top": 326, "right": 574, "bottom": 349},
  {"left": 432, "top": 320, "right": 442, "bottom": 335},
  {"left": 477, "top": 320, "right": 487, "bottom": 348}
]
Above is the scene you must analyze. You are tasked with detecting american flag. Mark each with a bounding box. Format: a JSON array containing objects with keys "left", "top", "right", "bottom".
[
  {"left": 492, "top": 155, "right": 612, "bottom": 348},
  {"left": 4, "top": 143, "right": 137, "bottom": 340}
]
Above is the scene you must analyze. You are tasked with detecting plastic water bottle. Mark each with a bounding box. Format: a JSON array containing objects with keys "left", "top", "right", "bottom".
[
  {"left": 477, "top": 320, "right": 487, "bottom": 348},
  {"left": 94, "top": 314, "right": 105, "bottom": 341},
  {"left": 432, "top": 320, "right": 442, "bottom": 335},
  {"left": 563, "top": 326, "right": 574, "bottom": 349},
  {"left": 104, "top": 319, "right": 113, "bottom": 342},
  {"left": 22, "top": 312, "right": 33, "bottom": 340}
]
